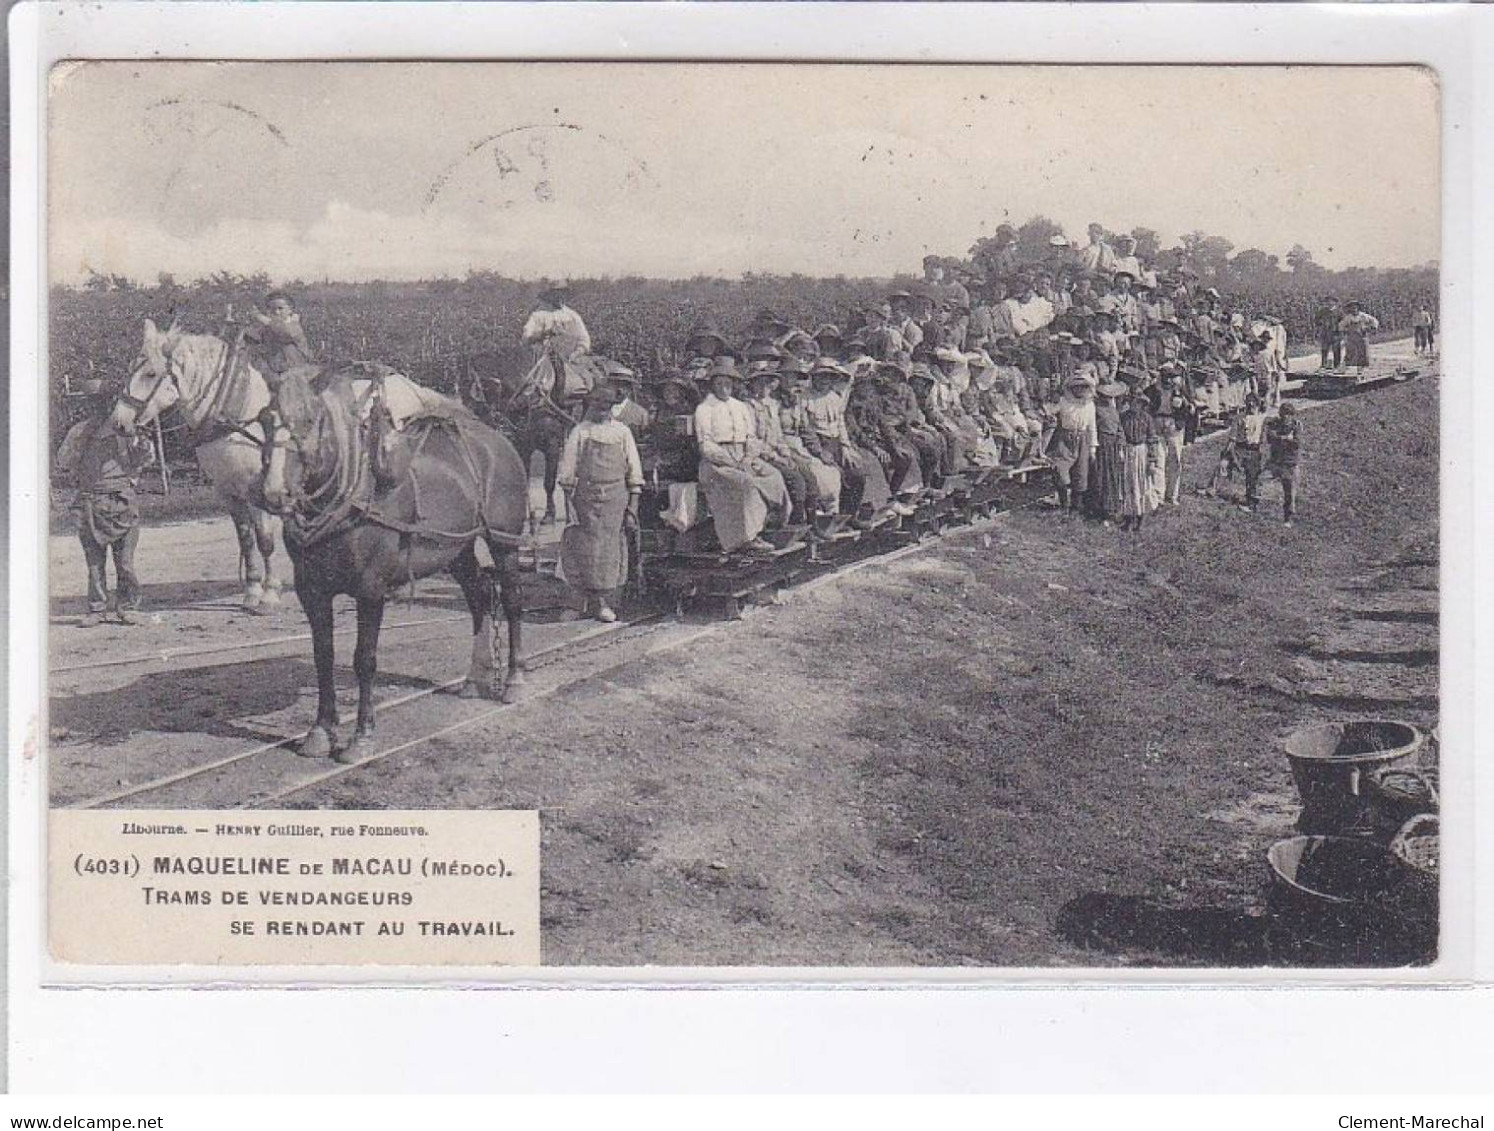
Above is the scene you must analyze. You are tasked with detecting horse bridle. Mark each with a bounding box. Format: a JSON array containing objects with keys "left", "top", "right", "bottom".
[
  {"left": 115, "top": 352, "right": 176, "bottom": 420},
  {"left": 257, "top": 403, "right": 340, "bottom": 517},
  {"left": 119, "top": 328, "right": 269, "bottom": 449}
]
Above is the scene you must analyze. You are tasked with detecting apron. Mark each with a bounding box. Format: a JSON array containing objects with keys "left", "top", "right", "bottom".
[{"left": 559, "top": 437, "right": 630, "bottom": 593}]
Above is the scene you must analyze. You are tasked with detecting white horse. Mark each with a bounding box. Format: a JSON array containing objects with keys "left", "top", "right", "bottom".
[{"left": 110, "top": 319, "right": 286, "bottom": 613}]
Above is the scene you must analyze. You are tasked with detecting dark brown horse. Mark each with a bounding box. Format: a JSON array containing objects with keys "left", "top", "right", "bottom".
[
  {"left": 463, "top": 345, "right": 576, "bottom": 525},
  {"left": 259, "top": 370, "right": 528, "bottom": 764}
]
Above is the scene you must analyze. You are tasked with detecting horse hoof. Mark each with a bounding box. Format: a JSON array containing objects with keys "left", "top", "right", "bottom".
[
  {"left": 298, "top": 727, "right": 334, "bottom": 759},
  {"left": 458, "top": 680, "right": 483, "bottom": 699},
  {"left": 258, "top": 587, "right": 283, "bottom": 606},
  {"left": 334, "top": 734, "right": 373, "bottom": 765},
  {"left": 246, "top": 602, "right": 277, "bottom": 617}
]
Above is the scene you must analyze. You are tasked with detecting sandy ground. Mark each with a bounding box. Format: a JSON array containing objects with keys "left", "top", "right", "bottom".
[{"left": 46, "top": 346, "right": 1438, "bottom": 966}]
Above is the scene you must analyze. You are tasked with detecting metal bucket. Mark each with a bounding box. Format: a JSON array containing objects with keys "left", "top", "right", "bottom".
[
  {"left": 1281, "top": 720, "right": 1423, "bottom": 835},
  {"left": 1265, "top": 835, "right": 1435, "bottom": 965}
]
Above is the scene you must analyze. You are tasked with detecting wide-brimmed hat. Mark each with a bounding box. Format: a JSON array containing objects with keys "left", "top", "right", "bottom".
[
  {"left": 810, "top": 359, "right": 850, "bottom": 381},
  {"left": 813, "top": 323, "right": 843, "bottom": 342},
  {"left": 744, "top": 338, "right": 783, "bottom": 362},
  {"left": 746, "top": 365, "right": 782, "bottom": 390},
  {"left": 779, "top": 329, "right": 818, "bottom": 355},
  {"left": 1112, "top": 269, "right": 1136, "bottom": 283},
  {"left": 686, "top": 329, "right": 732, "bottom": 357},
  {"left": 875, "top": 357, "right": 912, "bottom": 380},
  {"left": 1097, "top": 381, "right": 1129, "bottom": 398},
  {"left": 708, "top": 356, "right": 743, "bottom": 381}
]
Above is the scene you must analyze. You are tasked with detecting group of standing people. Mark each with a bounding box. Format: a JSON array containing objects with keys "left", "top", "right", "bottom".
[{"left": 1312, "top": 294, "right": 1431, "bottom": 371}]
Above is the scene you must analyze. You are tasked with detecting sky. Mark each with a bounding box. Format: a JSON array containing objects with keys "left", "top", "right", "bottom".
[{"left": 48, "top": 62, "right": 1440, "bottom": 284}]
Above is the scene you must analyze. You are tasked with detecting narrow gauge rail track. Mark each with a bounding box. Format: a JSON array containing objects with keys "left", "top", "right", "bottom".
[
  {"left": 50, "top": 611, "right": 472, "bottom": 676},
  {"left": 74, "top": 611, "right": 670, "bottom": 811},
  {"left": 76, "top": 469, "right": 1062, "bottom": 812}
]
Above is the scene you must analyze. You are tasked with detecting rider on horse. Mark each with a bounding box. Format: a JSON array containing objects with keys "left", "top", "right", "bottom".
[
  {"left": 244, "top": 290, "right": 318, "bottom": 380},
  {"left": 521, "top": 283, "right": 595, "bottom": 417}
]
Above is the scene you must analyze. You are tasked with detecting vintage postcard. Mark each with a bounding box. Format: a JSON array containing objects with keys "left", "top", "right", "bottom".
[{"left": 41, "top": 60, "right": 1441, "bottom": 973}]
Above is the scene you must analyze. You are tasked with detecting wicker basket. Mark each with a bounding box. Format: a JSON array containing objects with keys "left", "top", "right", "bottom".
[
  {"left": 1366, "top": 765, "right": 1440, "bottom": 839},
  {"left": 1391, "top": 813, "right": 1440, "bottom": 876}
]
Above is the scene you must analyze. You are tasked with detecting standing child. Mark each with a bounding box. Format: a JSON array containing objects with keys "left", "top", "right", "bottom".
[
  {"left": 1266, "top": 402, "right": 1303, "bottom": 527},
  {"left": 1233, "top": 394, "right": 1271, "bottom": 511}
]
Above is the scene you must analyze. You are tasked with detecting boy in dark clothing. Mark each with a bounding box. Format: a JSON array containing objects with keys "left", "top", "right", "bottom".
[{"left": 1266, "top": 402, "right": 1303, "bottom": 526}]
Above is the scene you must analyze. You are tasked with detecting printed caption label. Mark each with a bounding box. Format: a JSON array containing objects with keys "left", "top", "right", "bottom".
[{"left": 50, "top": 809, "right": 540, "bottom": 965}]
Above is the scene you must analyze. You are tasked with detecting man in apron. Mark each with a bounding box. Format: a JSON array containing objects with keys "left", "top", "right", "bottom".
[{"left": 556, "top": 386, "right": 645, "bottom": 623}]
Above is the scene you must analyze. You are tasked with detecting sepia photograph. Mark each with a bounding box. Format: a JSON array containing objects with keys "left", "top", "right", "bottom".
[{"left": 42, "top": 60, "right": 1441, "bottom": 969}]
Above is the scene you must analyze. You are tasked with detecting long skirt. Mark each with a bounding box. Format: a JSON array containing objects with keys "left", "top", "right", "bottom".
[
  {"left": 818, "top": 437, "right": 887, "bottom": 514},
  {"left": 1162, "top": 430, "right": 1184, "bottom": 504},
  {"left": 789, "top": 452, "right": 841, "bottom": 514},
  {"left": 698, "top": 457, "right": 790, "bottom": 551},
  {"left": 560, "top": 476, "right": 630, "bottom": 594},
  {"left": 1146, "top": 438, "right": 1168, "bottom": 510},
  {"left": 1119, "top": 442, "right": 1153, "bottom": 518},
  {"left": 848, "top": 444, "right": 893, "bottom": 511},
  {"left": 1089, "top": 433, "right": 1125, "bottom": 517},
  {"left": 1345, "top": 329, "right": 1370, "bottom": 369}
]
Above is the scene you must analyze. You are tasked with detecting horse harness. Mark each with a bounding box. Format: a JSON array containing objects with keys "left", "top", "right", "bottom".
[{"left": 122, "top": 326, "right": 271, "bottom": 451}]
